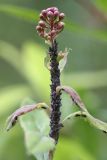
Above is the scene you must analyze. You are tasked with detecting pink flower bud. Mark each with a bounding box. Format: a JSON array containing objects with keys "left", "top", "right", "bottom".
[
  {"left": 39, "top": 20, "right": 46, "bottom": 27},
  {"left": 36, "top": 25, "right": 42, "bottom": 32},
  {"left": 51, "top": 30, "right": 56, "bottom": 36},
  {"left": 47, "top": 11, "right": 54, "bottom": 18},
  {"left": 59, "top": 13, "right": 65, "bottom": 20},
  {"left": 57, "top": 22, "right": 65, "bottom": 30},
  {"left": 41, "top": 10, "right": 47, "bottom": 17},
  {"left": 39, "top": 13, "right": 46, "bottom": 21},
  {"left": 52, "top": 7, "right": 58, "bottom": 12},
  {"left": 54, "top": 11, "right": 59, "bottom": 18}
]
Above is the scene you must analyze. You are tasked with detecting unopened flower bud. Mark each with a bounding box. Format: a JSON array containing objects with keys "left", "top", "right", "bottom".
[
  {"left": 40, "top": 13, "right": 46, "bottom": 21},
  {"left": 36, "top": 7, "right": 65, "bottom": 42},
  {"left": 41, "top": 10, "right": 47, "bottom": 17},
  {"left": 54, "top": 11, "right": 59, "bottom": 18},
  {"left": 51, "top": 30, "right": 56, "bottom": 36},
  {"left": 57, "top": 22, "right": 65, "bottom": 30},
  {"left": 36, "top": 25, "right": 42, "bottom": 32},
  {"left": 47, "top": 11, "right": 54, "bottom": 18},
  {"left": 59, "top": 13, "right": 65, "bottom": 20},
  {"left": 53, "top": 7, "right": 58, "bottom": 12},
  {"left": 39, "top": 20, "right": 46, "bottom": 27}
]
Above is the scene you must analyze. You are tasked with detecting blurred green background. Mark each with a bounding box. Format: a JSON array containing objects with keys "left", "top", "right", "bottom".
[{"left": 0, "top": 0, "right": 107, "bottom": 159}]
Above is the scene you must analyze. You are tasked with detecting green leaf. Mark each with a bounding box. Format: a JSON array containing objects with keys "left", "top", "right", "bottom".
[
  {"left": 95, "top": 0, "right": 107, "bottom": 12},
  {"left": 62, "top": 110, "right": 107, "bottom": 134},
  {"left": 0, "top": 4, "right": 38, "bottom": 23},
  {"left": 0, "top": 41, "right": 21, "bottom": 72},
  {"left": 20, "top": 109, "right": 55, "bottom": 160},
  {"left": 84, "top": 112, "right": 107, "bottom": 134}
]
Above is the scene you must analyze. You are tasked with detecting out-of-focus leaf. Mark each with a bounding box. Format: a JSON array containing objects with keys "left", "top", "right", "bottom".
[
  {"left": 95, "top": 0, "right": 107, "bottom": 12},
  {"left": 21, "top": 42, "right": 50, "bottom": 101},
  {"left": 0, "top": 4, "right": 38, "bottom": 23},
  {"left": 20, "top": 109, "right": 55, "bottom": 160},
  {"left": 54, "top": 137, "right": 95, "bottom": 160},
  {"left": 62, "top": 69, "right": 107, "bottom": 90},
  {"left": 0, "top": 5, "right": 107, "bottom": 42},
  {"left": 65, "top": 19, "right": 107, "bottom": 42},
  {"left": 0, "top": 41, "right": 21, "bottom": 73},
  {"left": 0, "top": 85, "right": 30, "bottom": 115},
  {"left": 6, "top": 103, "right": 49, "bottom": 131}
]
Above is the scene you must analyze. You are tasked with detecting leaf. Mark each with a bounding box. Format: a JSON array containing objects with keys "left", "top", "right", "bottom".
[
  {"left": 62, "top": 110, "right": 107, "bottom": 134},
  {"left": 0, "top": 4, "right": 38, "bottom": 23},
  {"left": 6, "top": 103, "right": 49, "bottom": 131},
  {"left": 58, "top": 48, "right": 69, "bottom": 72},
  {"left": 0, "top": 41, "right": 21, "bottom": 73},
  {"left": 20, "top": 109, "right": 55, "bottom": 160},
  {"left": 84, "top": 112, "right": 107, "bottom": 134},
  {"left": 56, "top": 85, "right": 87, "bottom": 112},
  {"left": 95, "top": 0, "right": 107, "bottom": 12}
]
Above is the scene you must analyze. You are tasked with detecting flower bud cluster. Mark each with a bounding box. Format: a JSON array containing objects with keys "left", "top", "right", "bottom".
[{"left": 36, "top": 7, "right": 65, "bottom": 42}]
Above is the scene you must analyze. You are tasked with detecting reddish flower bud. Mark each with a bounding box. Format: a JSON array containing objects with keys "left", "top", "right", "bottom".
[
  {"left": 51, "top": 30, "right": 56, "bottom": 36},
  {"left": 57, "top": 22, "right": 65, "bottom": 30},
  {"left": 39, "top": 13, "right": 46, "bottom": 21},
  {"left": 39, "top": 20, "right": 46, "bottom": 27},
  {"left": 36, "top": 25, "right": 42, "bottom": 32},
  {"left": 47, "top": 11, "right": 54, "bottom": 18},
  {"left": 41, "top": 10, "right": 47, "bottom": 17},
  {"left": 54, "top": 11, "right": 59, "bottom": 18},
  {"left": 52, "top": 7, "right": 58, "bottom": 12},
  {"left": 59, "top": 13, "right": 65, "bottom": 20}
]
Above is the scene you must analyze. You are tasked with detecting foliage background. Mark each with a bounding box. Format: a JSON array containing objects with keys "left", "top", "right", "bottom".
[{"left": 0, "top": 0, "right": 107, "bottom": 159}]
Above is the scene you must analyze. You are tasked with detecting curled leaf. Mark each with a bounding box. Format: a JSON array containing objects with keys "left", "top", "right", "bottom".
[
  {"left": 56, "top": 85, "right": 87, "bottom": 112},
  {"left": 57, "top": 48, "right": 70, "bottom": 72},
  {"left": 6, "top": 102, "right": 49, "bottom": 131},
  {"left": 62, "top": 111, "right": 107, "bottom": 134},
  {"left": 85, "top": 112, "right": 107, "bottom": 134}
]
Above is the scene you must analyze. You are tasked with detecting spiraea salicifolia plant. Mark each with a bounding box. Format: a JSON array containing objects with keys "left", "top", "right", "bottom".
[{"left": 6, "top": 7, "right": 107, "bottom": 160}]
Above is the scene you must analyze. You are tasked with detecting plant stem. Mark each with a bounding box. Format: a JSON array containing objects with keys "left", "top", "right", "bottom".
[{"left": 49, "top": 40, "right": 61, "bottom": 143}]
